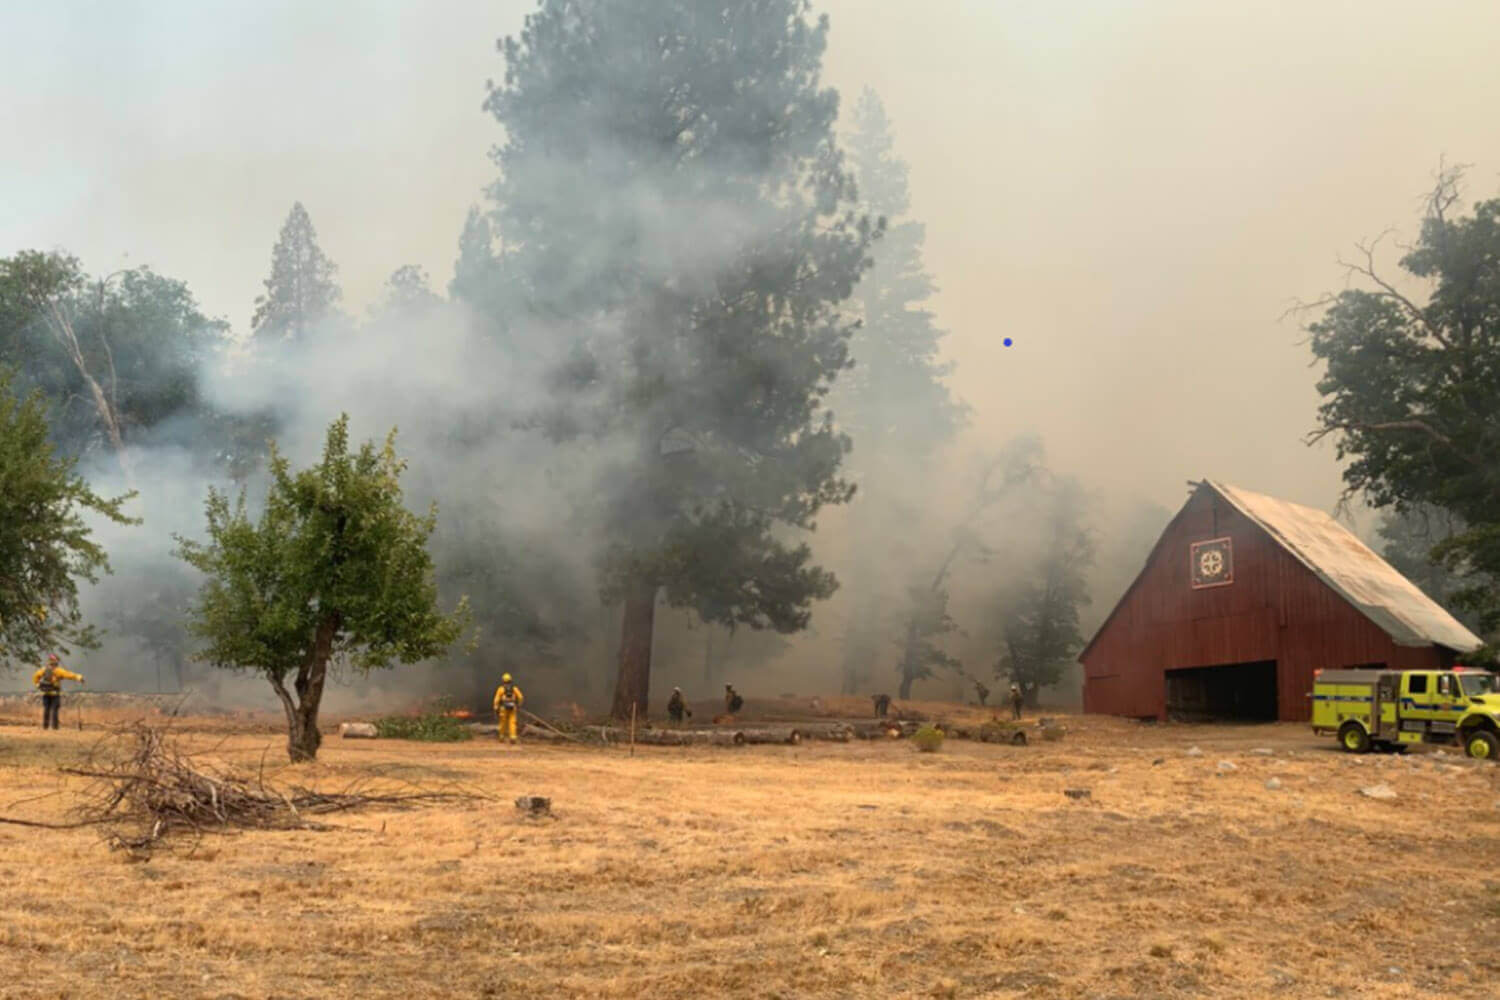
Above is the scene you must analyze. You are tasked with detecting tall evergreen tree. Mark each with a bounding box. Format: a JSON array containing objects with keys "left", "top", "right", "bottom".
[
  {"left": 482, "top": 0, "right": 876, "bottom": 720},
  {"left": 831, "top": 90, "right": 966, "bottom": 693},
  {"left": 251, "top": 202, "right": 341, "bottom": 341}
]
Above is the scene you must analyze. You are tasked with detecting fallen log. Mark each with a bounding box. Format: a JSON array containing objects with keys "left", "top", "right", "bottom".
[
  {"left": 800, "top": 723, "right": 853, "bottom": 742},
  {"left": 740, "top": 727, "right": 803, "bottom": 746},
  {"left": 850, "top": 721, "right": 908, "bottom": 740},
  {"left": 590, "top": 727, "right": 745, "bottom": 747}
]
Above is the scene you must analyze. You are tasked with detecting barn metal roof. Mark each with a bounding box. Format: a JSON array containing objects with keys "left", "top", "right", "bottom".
[{"left": 1206, "top": 481, "right": 1483, "bottom": 653}]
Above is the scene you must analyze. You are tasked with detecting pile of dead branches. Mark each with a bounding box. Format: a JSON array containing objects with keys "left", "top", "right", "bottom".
[{"left": 54, "top": 723, "right": 485, "bottom": 855}]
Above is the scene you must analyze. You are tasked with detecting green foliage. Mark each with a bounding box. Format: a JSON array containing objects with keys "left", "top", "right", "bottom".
[
  {"left": 0, "top": 368, "right": 137, "bottom": 668},
  {"left": 910, "top": 723, "right": 944, "bottom": 752},
  {"left": 996, "top": 478, "right": 1095, "bottom": 704},
  {"left": 0, "top": 249, "right": 229, "bottom": 462},
  {"left": 176, "top": 414, "right": 470, "bottom": 760},
  {"left": 251, "top": 202, "right": 342, "bottom": 341},
  {"left": 1306, "top": 170, "right": 1500, "bottom": 637},
  {"left": 373, "top": 713, "right": 473, "bottom": 742}
]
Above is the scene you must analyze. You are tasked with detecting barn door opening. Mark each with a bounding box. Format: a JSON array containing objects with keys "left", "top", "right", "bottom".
[{"left": 1164, "top": 661, "right": 1278, "bottom": 722}]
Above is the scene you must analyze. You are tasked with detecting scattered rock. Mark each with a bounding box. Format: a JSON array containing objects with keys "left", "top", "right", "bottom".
[
  {"left": 1265, "top": 778, "right": 1282, "bottom": 791},
  {"left": 1217, "top": 760, "right": 1238, "bottom": 772},
  {"left": 1251, "top": 748, "right": 1275, "bottom": 756},
  {"left": 1063, "top": 788, "right": 1092, "bottom": 801},
  {"left": 1152, "top": 757, "right": 1165, "bottom": 766},
  {"left": 1359, "top": 784, "right": 1397, "bottom": 801},
  {"left": 1185, "top": 746, "right": 1204, "bottom": 757},
  {"left": 339, "top": 722, "right": 378, "bottom": 739},
  {"left": 514, "top": 795, "right": 552, "bottom": 817}
]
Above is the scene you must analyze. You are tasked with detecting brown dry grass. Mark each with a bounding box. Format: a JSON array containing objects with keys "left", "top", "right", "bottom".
[{"left": 2, "top": 704, "right": 1498, "bottom": 999}]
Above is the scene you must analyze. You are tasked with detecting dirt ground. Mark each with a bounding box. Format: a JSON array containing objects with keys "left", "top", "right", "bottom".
[{"left": 1, "top": 697, "right": 1498, "bottom": 999}]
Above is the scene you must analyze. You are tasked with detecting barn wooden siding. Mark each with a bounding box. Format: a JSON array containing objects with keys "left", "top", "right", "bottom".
[{"left": 1080, "top": 488, "right": 1453, "bottom": 722}]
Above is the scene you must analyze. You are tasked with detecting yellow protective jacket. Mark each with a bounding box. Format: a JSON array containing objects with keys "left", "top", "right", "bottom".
[
  {"left": 33, "top": 665, "right": 83, "bottom": 692},
  {"left": 493, "top": 683, "right": 524, "bottom": 713}
]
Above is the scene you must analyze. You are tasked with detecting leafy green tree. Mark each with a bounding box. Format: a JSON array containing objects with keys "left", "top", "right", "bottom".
[
  {"left": 1306, "top": 169, "right": 1500, "bottom": 635},
  {"left": 251, "top": 202, "right": 342, "bottom": 341},
  {"left": 482, "top": 0, "right": 877, "bottom": 719},
  {"left": 831, "top": 90, "right": 966, "bottom": 693},
  {"left": 0, "top": 251, "right": 228, "bottom": 468},
  {"left": 176, "top": 416, "right": 469, "bottom": 761},
  {"left": 996, "top": 478, "right": 1094, "bottom": 706},
  {"left": 0, "top": 368, "right": 135, "bottom": 669}
]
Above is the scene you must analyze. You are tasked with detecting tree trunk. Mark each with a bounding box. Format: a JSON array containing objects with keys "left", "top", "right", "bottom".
[
  {"left": 271, "top": 612, "right": 341, "bottom": 762},
  {"left": 897, "top": 619, "right": 920, "bottom": 700},
  {"left": 610, "top": 578, "right": 657, "bottom": 721}
]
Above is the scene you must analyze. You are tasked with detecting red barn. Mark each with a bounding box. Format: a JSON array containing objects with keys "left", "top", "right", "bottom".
[{"left": 1080, "top": 480, "right": 1482, "bottom": 722}]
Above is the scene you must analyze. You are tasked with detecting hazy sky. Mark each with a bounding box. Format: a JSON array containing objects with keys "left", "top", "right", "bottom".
[{"left": 5, "top": 0, "right": 1500, "bottom": 518}]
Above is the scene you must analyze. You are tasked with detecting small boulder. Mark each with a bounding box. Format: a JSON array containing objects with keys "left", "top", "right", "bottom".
[
  {"left": 1185, "top": 746, "right": 1204, "bottom": 758},
  {"left": 1217, "top": 760, "right": 1238, "bottom": 773},
  {"left": 1265, "top": 778, "right": 1282, "bottom": 791},
  {"left": 1359, "top": 784, "right": 1397, "bottom": 801},
  {"left": 1251, "top": 748, "right": 1275, "bottom": 756},
  {"left": 339, "top": 722, "right": 379, "bottom": 739}
]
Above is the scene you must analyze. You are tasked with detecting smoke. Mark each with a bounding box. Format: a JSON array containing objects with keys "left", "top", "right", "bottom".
[{"left": 18, "top": 0, "right": 1500, "bottom": 708}]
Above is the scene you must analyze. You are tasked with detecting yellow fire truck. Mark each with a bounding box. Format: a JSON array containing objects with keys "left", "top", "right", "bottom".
[{"left": 1311, "top": 667, "right": 1500, "bottom": 759}]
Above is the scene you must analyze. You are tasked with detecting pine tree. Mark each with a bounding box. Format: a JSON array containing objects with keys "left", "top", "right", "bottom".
[
  {"left": 482, "top": 0, "right": 876, "bottom": 720},
  {"left": 832, "top": 90, "right": 966, "bottom": 694},
  {"left": 251, "top": 202, "right": 341, "bottom": 341}
]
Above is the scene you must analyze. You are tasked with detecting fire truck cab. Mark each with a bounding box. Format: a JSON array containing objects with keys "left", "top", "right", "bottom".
[{"left": 1311, "top": 667, "right": 1500, "bottom": 759}]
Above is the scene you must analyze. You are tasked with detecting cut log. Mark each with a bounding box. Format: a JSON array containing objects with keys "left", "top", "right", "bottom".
[
  {"left": 740, "top": 727, "right": 803, "bottom": 745},
  {"left": 592, "top": 727, "right": 745, "bottom": 747},
  {"left": 339, "top": 722, "right": 378, "bottom": 739}
]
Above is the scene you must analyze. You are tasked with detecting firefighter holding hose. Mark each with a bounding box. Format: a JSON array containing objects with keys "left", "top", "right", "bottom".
[{"left": 492, "top": 672, "right": 524, "bottom": 746}]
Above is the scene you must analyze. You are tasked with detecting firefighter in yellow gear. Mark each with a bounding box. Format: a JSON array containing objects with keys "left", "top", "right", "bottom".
[
  {"left": 33, "top": 654, "right": 84, "bottom": 730},
  {"left": 493, "top": 673, "right": 524, "bottom": 745}
]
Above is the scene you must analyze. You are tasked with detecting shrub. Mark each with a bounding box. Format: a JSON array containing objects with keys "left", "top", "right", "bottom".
[
  {"left": 373, "top": 713, "right": 473, "bottom": 742},
  {"left": 911, "top": 723, "right": 944, "bottom": 753}
]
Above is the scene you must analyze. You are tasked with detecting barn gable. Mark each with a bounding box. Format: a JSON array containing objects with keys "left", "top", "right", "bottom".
[{"left": 1080, "top": 481, "right": 1480, "bottom": 722}]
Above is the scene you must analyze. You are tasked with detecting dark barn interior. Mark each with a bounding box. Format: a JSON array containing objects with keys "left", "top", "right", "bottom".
[{"left": 1164, "top": 661, "right": 1278, "bottom": 722}]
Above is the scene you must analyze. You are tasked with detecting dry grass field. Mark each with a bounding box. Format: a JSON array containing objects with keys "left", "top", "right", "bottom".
[{"left": 1, "top": 696, "right": 1498, "bottom": 999}]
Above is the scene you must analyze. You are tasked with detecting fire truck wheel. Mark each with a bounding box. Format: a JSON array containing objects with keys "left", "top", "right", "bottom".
[
  {"left": 1463, "top": 729, "right": 1498, "bottom": 761},
  {"left": 1338, "top": 721, "right": 1371, "bottom": 754}
]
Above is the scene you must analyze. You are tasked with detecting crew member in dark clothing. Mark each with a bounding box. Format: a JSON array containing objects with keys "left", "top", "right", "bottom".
[
  {"left": 974, "top": 680, "right": 990, "bottom": 707},
  {"left": 667, "top": 687, "right": 691, "bottom": 725},
  {"left": 872, "top": 693, "right": 891, "bottom": 718},
  {"left": 1009, "top": 683, "right": 1024, "bottom": 721},
  {"left": 724, "top": 684, "right": 744, "bottom": 714}
]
